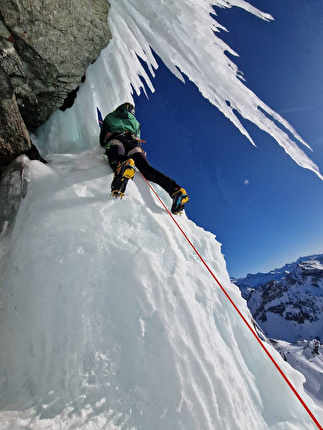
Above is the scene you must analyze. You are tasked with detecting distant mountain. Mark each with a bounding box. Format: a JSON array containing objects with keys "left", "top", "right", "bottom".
[
  {"left": 233, "top": 254, "right": 323, "bottom": 343},
  {"left": 235, "top": 254, "right": 323, "bottom": 291},
  {"left": 233, "top": 254, "right": 323, "bottom": 405}
]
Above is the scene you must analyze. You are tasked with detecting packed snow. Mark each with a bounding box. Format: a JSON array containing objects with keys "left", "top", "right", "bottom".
[
  {"left": 35, "top": 0, "right": 322, "bottom": 179},
  {"left": 0, "top": 150, "right": 323, "bottom": 429},
  {"left": 271, "top": 339, "right": 323, "bottom": 409}
]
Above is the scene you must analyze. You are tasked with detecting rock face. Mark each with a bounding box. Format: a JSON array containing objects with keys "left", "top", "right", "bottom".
[
  {"left": 0, "top": 65, "right": 30, "bottom": 166},
  {"left": 0, "top": 155, "right": 29, "bottom": 240},
  {"left": 0, "top": 0, "right": 111, "bottom": 168},
  {"left": 234, "top": 255, "right": 323, "bottom": 342}
]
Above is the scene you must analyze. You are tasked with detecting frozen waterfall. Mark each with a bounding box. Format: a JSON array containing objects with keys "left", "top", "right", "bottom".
[
  {"left": 0, "top": 151, "right": 322, "bottom": 428},
  {"left": 35, "top": 0, "right": 322, "bottom": 179}
]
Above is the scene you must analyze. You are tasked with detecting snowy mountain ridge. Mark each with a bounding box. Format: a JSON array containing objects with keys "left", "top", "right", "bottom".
[
  {"left": 234, "top": 254, "right": 323, "bottom": 342},
  {"left": 233, "top": 256, "right": 323, "bottom": 407},
  {"left": 234, "top": 253, "right": 323, "bottom": 290}
]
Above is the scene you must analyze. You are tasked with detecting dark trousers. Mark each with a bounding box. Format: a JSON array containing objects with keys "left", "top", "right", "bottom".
[{"left": 106, "top": 141, "right": 180, "bottom": 196}]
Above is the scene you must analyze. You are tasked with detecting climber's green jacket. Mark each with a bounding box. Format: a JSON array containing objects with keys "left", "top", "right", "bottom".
[{"left": 99, "top": 103, "right": 141, "bottom": 147}]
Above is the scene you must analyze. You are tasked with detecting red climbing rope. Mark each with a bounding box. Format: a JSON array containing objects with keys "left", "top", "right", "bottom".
[{"left": 141, "top": 173, "right": 323, "bottom": 430}]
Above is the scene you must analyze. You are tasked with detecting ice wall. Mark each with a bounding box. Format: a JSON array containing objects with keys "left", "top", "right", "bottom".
[
  {"left": 35, "top": 0, "right": 322, "bottom": 179},
  {"left": 0, "top": 151, "right": 322, "bottom": 429}
]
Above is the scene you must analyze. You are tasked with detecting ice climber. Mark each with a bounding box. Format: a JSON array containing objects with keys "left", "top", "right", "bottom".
[{"left": 99, "top": 102, "right": 189, "bottom": 214}]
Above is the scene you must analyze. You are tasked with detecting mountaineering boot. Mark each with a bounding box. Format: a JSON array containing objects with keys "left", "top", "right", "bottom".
[
  {"left": 171, "top": 188, "right": 189, "bottom": 214},
  {"left": 111, "top": 158, "right": 136, "bottom": 198}
]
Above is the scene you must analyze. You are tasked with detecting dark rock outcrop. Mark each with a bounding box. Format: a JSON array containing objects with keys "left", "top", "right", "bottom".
[
  {"left": 0, "top": 155, "right": 29, "bottom": 240},
  {"left": 0, "top": 64, "right": 31, "bottom": 166},
  {"left": 0, "top": 0, "right": 111, "bottom": 170}
]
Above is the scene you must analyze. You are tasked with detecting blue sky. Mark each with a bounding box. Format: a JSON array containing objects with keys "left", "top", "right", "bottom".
[{"left": 133, "top": 0, "right": 323, "bottom": 278}]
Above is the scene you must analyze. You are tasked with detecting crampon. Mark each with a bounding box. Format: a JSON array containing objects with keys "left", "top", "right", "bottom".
[
  {"left": 171, "top": 188, "right": 189, "bottom": 214},
  {"left": 111, "top": 158, "right": 136, "bottom": 198}
]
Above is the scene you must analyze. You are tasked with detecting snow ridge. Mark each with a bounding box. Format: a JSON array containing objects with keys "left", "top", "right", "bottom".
[
  {"left": 235, "top": 254, "right": 323, "bottom": 342},
  {"left": 235, "top": 254, "right": 323, "bottom": 290}
]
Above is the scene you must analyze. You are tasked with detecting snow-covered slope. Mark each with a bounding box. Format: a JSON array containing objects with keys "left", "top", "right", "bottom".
[
  {"left": 270, "top": 339, "right": 323, "bottom": 408},
  {"left": 235, "top": 255, "right": 323, "bottom": 342},
  {"left": 234, "top": 256, "right": 323, "bottom": 407},
  {"left": 0, "top": 150, "right": 322, "bottom": 429}
]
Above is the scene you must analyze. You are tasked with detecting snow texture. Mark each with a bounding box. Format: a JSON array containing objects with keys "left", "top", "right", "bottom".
[
  {"left": 35, "top": 0, "right": 322, "bottom": 179},
  {"left": 0, "top": 150, "right": 322, "bottom": 429},
  {"left": 272, "top": 340, "right": 323, "bottom": 409}
]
